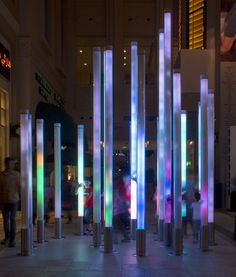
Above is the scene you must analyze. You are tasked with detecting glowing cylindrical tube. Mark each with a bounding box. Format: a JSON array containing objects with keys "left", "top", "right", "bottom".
[
  {"left": 93, "top": 47, "right": 101, "bottom": 226},
  {"left": 36, "top": 119, "right": 44, "bottom": 221},
  {"left": 131, "top": 41, "right": 138, "bottom": 220},
  {"left": 104, "top": 48, "right": 113, "bottom": 228},
  {"left": 158, "top": 30, "right": 165, "bottom": 226},
  {"left": 28, "top": 114, "right": 33, "bottom": 227},
  {"left": 208, "top": 93, "right": 214, "bottom": 223},
  {"left": 173, "top": 72, "right": 182, "bottom": 229},
  {"left": 181, "top": 111, "right": 187, "bottom": 217},
  {"left": 156, "top": 117, "right": 159, "bottom": 217},
  {"left": 131, "top": 179, "right": 137, "bottom": 219},
  {"left": 20, "top": 112, "right": 30, "bottom": 229},
  {"left": 200, "top": 75, "right": 208, "bottom": 250},
  {"left": 54, "top": 123, "right": 61, "bottom": 219},
  {"left": 198, "top": 103, "right": 201, "bottom": 191},
  {"left": 164, "top": 11, "right": 172, "bottom": 225},
  {"left": 77, "top": 125, "right": 84, "bottom": 217},
  {"left": 137, "top": 50, "right": 146, "bottom": 230},
  {"left": 20, "top": 111, "right": 33, "bottom": 255}
]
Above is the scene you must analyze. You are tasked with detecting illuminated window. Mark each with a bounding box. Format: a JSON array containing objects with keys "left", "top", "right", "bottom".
[{"left": 187, "top": 0, "right": 206, "bottom": 49}]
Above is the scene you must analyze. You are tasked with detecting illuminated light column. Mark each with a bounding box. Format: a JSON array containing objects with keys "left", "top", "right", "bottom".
[
  {"left": 28, "top": 113, "right": 33, "bottom": 252},
  {"left": 93, "top": 47, "right": 102, "bottom": 247},
  {"left": 181, "top": 111, "right": 187, "bottom": 218},
  {"left": 173, "top": 72, "right": 182, "bottom": 255},
  {"left": 164, "top": 11, "right": 172, "bottom": 247},
  {"left": 198, "top": 103, "right": 201, "bottom": 191},
  {"left": 36, "top": 119, "right": 44, "bottom": 243},
  {"left": 136, "top": 49, "right": 146, "bottom": 257},
  {"left": 103, "top": 47, "right": 113, "bottom": 253},
  {"left": 54, "top": 123, "right": 62, "bottom": 239},
  {"left": 130, "top": 41, "right": 138, "bottom": 240},
  {"left": 200, "top": 75, "right": 208, "bottom": 251},
  {"left": 158, "top": 30, "right": 165, "bottom": 242},
  {"left": 20, "top": 110, "right": 33, "bottom": 256},
  {"left": 208, "top": 92, "right": 215, "bottom": 245},
  {"left": 156, "top": 117, "right": 159, "bottom": 234},
  {"left": 77, "top": 125, "right": 84, "bottom": 235}
]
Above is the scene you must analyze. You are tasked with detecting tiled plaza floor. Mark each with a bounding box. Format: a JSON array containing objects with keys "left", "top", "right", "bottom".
[{"left": 0, "top": 220, "right": 236, "bottom": 277}]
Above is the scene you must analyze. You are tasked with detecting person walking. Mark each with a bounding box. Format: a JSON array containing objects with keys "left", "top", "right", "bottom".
[{"left": 0, "top": 157, "right": 20, "bottom": 247}]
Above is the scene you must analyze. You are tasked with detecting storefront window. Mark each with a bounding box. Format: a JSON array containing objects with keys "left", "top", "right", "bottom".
[{"left": 0, "top": 88, "right": 7, "bottom": 171}]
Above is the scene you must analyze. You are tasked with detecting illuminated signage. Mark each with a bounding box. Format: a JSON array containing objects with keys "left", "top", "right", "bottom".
[
  {"left": 0, "top": 42, "right": 11, "bottom": 80},
  {"left": 35, "top": 72, "right": 64, "bottom": 108}
]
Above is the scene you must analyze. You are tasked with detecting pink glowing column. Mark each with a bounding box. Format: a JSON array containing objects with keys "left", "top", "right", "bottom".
[
  {"left": 173, "top": 71, "right": 182, "bottom": 255},
  {"left": 200, "top": 75, "right": 208, "bottom": 251},
  {"left": 164, "top": 11, "right": 172, "bottom": 246}
]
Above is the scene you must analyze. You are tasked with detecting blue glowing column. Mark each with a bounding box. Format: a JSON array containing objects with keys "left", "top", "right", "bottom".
[
  {"left": 36, "top": 119, "right": 45, "bottom": 243},
  {"left": 156, "top": 117, "right": 159, "bottom": 233},
  {"left": 173, "top": 72, "right": 182, "bottom": 255},
  {"left": 77, "top": 125, "right": 84, "bottom": 235},
  {"left": 208, "top": 92, "right": 215, "bottom": 244},
  {"left": 200, "top": 75, "right": 208, "bottom": 251},
  {"left": 20, "top": 110, "right": 33, "bottom": 256},
  {"left": 158, "top": 30, "right": 165, "bottom": 242},
  {"left": 130, "top": 41, "right": 138, "bottom": 239},
  {"left": 198, "top": 103, "right": 201, "bottom": 191},
  {"left": 54, "top": 123, "right": 62, "bottom": 239},
  {"left": 136, "top": 50, "right": 146, "bottom": 257},
  {"left": 93, "top": 47, "right": 102, "bottom": 247},
  {"left": 181, "top": 111, "right": 187, "bottom": 218},
  {"left": 164, "top": 11, "right": 172, "bottom": 246},
  {"left": 103, "top": 47, "right": 113, "bottom": 253}
]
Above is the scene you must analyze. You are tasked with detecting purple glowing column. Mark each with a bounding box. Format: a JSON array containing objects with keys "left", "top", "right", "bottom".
[
  {"left": 208, "top": 92, "right": 215, "bottom": 244},
  {"left": 103, "top": 47, "right": 113, "bottom": 253},
  {"left": 158, "top": 30, "right": 165, "bottom": 241},
  {"left": 93, "top": 47, "right": 102, "bottom": 247},
  {"left": 200, "top": 75, "right": 208, "bottom": 251},
  {"left": 173, "top": 72, "right": 182, "bottom": 255},
  {"left": 164, "top": 11, "right": 172, "bottom": 246},
  {"left": 20, "top": 110, "right": 33, "bottom": 256},
  {"left": 130, "top": 41, "right": 138, "bottom": 239},
  {"left": 136, "top": 50, "right": 146, "bottom": 257}
]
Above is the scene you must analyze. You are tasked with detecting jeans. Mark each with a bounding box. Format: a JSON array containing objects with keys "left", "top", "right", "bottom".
[
  {"left": 1, "top": 202, "right": 18, "bottom": 242},
  {"left": 193, "top": 219, "right": 200, "bottom": 241}
]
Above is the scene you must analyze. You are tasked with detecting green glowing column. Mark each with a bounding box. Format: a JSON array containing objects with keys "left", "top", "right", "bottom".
[
  {"left": 36, "top": 119, "right": 44, "bottom": 243},
  {"left": 20, "top": 110, "right": 33, "bottom": 256},
  {"left": 77, "top": 125, "right": 84, "bottom": 235},
  {"left": 103, "top": 47, "right": 113, "bottom": 253},
  {"left": 93, "top": 47, "right": 102, "bottom": 247},
  {"left": 54, "top": 123, "right": 62, "bottom": 239}
]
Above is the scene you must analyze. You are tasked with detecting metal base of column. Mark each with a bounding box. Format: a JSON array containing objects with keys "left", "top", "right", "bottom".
[
  {"left": 158, "top": 219, "right": 164, "bottom": 241},
  {"left": 174, "top": 228, "right": 182, "bottom": 255},
  {"left": 93, "top": 222, "right": 101, "bottom": 247},
  {"left": 200, "top": 225, "right": 208, "bottom": 251},
  {"left": 76, "top": 216, "right": 83, "bottom": 236},
  {"left": 29, "top": 223, "right": 34, "bottom": 252},
  {"left": 156, "top": 215, "right": 159, "bottom": 235},
  {"left": 208, "top": 223, "right": 216, "bottom": 246},
  {"left": 104, "top": 227, "right": 113, "bottom": 253},
  {"left": 37, "top": 220, "right": 45, "bottom": 243},
  {"left": 164, "top": 222, "right": 172, "bottom": 247},
  {"left": 131, "top": 219, "right": 137, "bottom": 240},
  {"left": 54, "top": 218, "right": 62, "bottom": 239},
  {"left": 21, "top": 228, "right": 32, "bottom": 256},
  {"left": 136, "top": 229, "right": 146, "bottom": 257}
]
